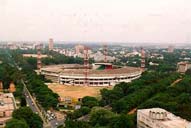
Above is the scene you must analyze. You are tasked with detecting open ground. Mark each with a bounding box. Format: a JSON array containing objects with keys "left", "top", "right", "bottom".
[{"left": 47, "top": 83, "right": 113, "bottom": 99}]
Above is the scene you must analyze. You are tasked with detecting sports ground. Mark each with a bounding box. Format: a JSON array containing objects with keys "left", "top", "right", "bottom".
[{"left": 47, "top": 83, "right": 113, "bottom": 99}]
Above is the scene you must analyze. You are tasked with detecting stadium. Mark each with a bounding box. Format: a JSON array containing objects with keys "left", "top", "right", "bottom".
[{"left": 41, "top": 63, "right": 142, "bottom": 86}]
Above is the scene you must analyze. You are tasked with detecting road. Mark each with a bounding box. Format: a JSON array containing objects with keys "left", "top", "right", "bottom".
[
  {"left": 22, "top": 80, "right": 51, "bottom": 127},
  {"left": 5, "top": 50, "right": 62, "bottom": 128},
  {"left": 22, "top": 74, "right": 61, "bottom": 128},
  {"left": 23, "top": 79, "right": 63, "bottom": 128}
]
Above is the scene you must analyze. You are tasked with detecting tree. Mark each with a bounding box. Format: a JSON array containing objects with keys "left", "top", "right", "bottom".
[
  {"left": 12, "top": 107, "right": 43, "bottom": 128},
  {"left": 20, "top": 96, "right": 27, "bottom": 106},
  {"left": 82, "top": 96, "right": 99, "bottom": 108},
  {"left": 29, "top": 113, "right": 43, "bottom": 128},
  {"left": 109, "top": 114, "right": 134, "bottom": 128},
  {"left": 12, "top": 107, "right": 33, "bottom": 121},
  {"left": 90, "top": 107, "right": 116, "bottom": 127},
  {"left": 5, "top": 119, "right": 29, "bottom": 128},
  {"left": 185, "top": 68, "right": 191, "bottom": 75},
  {"left": 65, "top": 120, "right": 91, "bottom": 128},
  {"left": 71, "top": 106, "right": 91, "bottom": 119},
  {"left": 57, "top": 125, "right": 64, "bottom": 128}
]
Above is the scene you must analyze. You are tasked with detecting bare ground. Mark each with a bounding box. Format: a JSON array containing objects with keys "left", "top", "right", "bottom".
[{"left": 47, "top": 83, "right": 112, "bottom": 99}]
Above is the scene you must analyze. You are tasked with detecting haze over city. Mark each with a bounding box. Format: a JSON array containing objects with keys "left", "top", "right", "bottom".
[
  {"left": 0, "top": 0, "right": 191, "bottom": 43},
  {"left": 1, "top": 1, "right": 191, "bottom": 128}
]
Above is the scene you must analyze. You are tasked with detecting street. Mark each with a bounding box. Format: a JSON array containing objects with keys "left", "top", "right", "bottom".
[
  {"left": 5, "top": 50, "right": 63, "bottom": 128},
  {"left": 23, "top": 80, "right": 62, "bottom": 128}
]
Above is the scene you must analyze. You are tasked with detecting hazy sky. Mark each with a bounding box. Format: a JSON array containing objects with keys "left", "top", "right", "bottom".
[{"left": 0, "top": 0, "right": 191, "bottom": 43}]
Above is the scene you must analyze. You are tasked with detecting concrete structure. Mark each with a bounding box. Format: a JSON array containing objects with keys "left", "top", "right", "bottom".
[
  {"left": 177, "top": 62, "right": 191, "bottom": 73},
  {"left": 41, "top": 63, "right": 142, "bottom": 86},
  {"left": 0, "top": 93, "right": 16, "bottom": 127},
  {"left": 137, "top": 108, "right": 191, "bottom": 128},
  {"left": 49, "top": 38, "right": 54, "bottom": 50}
]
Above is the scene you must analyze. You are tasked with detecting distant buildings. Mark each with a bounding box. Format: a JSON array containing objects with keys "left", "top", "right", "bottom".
[
  {"left": 1, "top": 42, "right": 40, "bottom": 50},
  {"left": 181, "top": 51, "right": 187, "bottom": 56},
  {"left": 125, "top": 51, "right": 141, "bottom": 57},
  {"left": 7, "top": 43, "right": 18, "bottom": 50},
  {"left": 0, "top": 93, "right": 17, "bottom": 127},
  {"left": 49, "top": 38, "right": 54, "bottom": 50},
  {"left": 20, "top": 43, "right": 38, "bottom": 50},
  {"left": 52, "top": 44, "right": 115, "bottom": 62},
  {"left": 22, "top": 54, "right": 48, "bottom": 58},
  {"left": 149, "top": 62, "right": 159, "bottom": 66},
  {"left": 75, "top": 44, "right": 85, "bottom": 54},
  {"left": 149, "top": 53, "right": 164, "bottom": 60},
  {"left": 91, "top": 51, "right": 115, "bottom": 62},
  {"left": 137, "top": 108, "right": 191, "bottom": 128},
  {"left": 177, "top": 62, "right": 191, "bottom": 73}
]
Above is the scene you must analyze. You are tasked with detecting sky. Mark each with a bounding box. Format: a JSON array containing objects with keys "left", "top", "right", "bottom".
[{"left": 0, "top": 0, "right": 191, "bottom": 43}]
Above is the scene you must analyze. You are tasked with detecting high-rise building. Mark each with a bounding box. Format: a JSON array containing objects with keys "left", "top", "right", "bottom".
[
  {"left": 168, "top": 45, "right": 174, "bottom": 53},
  {"left": 137, "top": 108, "right": 191, "bottom": 128},
  {"left": 75, "top": 44, "right": 85, "bottom": 54},
  {"left": 49, "top": 38, "right": 54, "bottom": 50}
]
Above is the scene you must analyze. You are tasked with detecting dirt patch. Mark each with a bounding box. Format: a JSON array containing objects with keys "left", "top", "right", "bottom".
[
  {"left": 47, "top": 83, "right": 112, "bottom": 99},
  {"left": 170, "top": 79, "right": 182, "bottom": 87},
  {"left": 128, "top": 108, "right": 137, "bottom": 115}
]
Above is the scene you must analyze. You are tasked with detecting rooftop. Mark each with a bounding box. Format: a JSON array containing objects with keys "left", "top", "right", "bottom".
[
  {"left": 0, "top": 93, "right": 16, "bottom": 123},
  {"left": 138, "top": 108, "right": 190, "bottom": 128},
  {"left": 41, "top": 64, "right": 141, "bottom": 77}
]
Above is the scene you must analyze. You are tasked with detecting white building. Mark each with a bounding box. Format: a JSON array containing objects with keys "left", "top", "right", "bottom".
[
  {"left": 137, "top": 108, "right": 191, "bottom": 128},
  {"left": 177, "top": 62, "right": 191, "bottom": 73}
]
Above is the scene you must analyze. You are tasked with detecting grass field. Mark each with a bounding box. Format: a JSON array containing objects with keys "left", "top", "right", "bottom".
[{"left": 47, "top": 83, "right": 113, "bottom": 99}]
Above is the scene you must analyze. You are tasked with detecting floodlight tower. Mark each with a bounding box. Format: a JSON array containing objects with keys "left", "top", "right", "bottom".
[
  {"left": 84, "top": 46, "right": 89, "bottom": 86},
  {"left": 37, "top": 43, "right": 42, "bottom": 70},
  {"left": 103, "top": 44, "right": 107, "bottom": 63},
  {"left": 141, "top": 47, "right": 145, "bottom": 70}
]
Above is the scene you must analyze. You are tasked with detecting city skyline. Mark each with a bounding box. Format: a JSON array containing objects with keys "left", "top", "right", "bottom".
[{"left": 0, "top": 0, "right": 191, "bottom": 43}]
